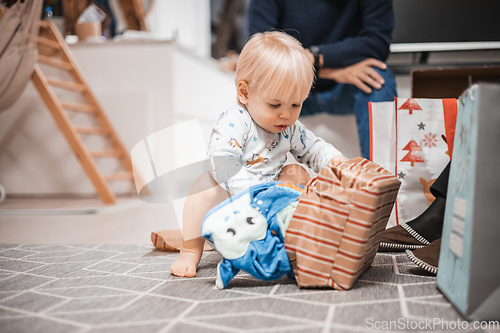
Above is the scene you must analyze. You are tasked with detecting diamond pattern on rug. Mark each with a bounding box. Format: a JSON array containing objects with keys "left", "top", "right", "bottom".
[{"left": 0, "top": 244, "right": 478, "bottom": 333}]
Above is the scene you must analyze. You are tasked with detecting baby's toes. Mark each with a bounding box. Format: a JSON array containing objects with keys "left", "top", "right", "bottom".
[
  {"left": 170, "top": 262, "right": 186, "bottom": 277},
  {"left": 185, "top": 266, "right": 197, "bottom": 278}
]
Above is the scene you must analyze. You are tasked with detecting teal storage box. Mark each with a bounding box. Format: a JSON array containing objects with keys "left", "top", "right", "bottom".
[{"left": 437, "top": 84, "right": 500, "bottom": 320}]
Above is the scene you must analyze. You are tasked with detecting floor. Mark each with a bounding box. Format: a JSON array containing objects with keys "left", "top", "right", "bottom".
[
  {"left": 0, "top": 197, "right": 178, "bottom": 245},
  {"left": 0, "top": 198, "right": 498, "bottom": 333},
  {"left": 0, "top": 243, "right": 492, "bottom": 333}
]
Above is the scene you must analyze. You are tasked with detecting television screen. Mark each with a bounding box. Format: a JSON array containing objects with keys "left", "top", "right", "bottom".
[{"left": 392, "top": 0, "right": 500, "bottom": 51}]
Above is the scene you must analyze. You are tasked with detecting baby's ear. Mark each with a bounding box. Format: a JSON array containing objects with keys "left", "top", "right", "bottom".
[{"left": 237, "top": 80, "right": 250, "bottom": 105}]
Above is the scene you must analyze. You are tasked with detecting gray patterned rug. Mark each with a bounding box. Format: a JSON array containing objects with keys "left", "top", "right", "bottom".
[{"left": 0, "top": 244, "right": 482, "bottom": 333}]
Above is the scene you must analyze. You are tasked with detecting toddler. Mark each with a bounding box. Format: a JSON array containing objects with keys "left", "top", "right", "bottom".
[{"left": 170, "top": 31, "right": 346, "bottom": 277}]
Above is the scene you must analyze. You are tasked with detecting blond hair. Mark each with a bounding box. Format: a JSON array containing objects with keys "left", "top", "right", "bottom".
[{"left": 235, "top": 31, "right": 315, "bottom": 103}]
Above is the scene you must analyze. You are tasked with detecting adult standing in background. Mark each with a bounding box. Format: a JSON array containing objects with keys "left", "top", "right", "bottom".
[{"left": 247, "top": 0, "right": 397, "bottom": 159}]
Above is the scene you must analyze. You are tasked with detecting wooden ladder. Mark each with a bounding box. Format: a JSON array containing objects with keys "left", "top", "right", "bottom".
[{"left": 32, "top": 21, "right": 137, "bottom": 204}]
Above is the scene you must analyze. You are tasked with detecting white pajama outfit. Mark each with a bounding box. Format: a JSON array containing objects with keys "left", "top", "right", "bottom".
[{"left": 208, "top": 105, "right": 343, "bottom": 195}]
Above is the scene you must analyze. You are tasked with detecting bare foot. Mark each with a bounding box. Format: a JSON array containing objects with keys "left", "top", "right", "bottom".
[{"left": 170, "top": 249, "right": 202, "bottom": 277}]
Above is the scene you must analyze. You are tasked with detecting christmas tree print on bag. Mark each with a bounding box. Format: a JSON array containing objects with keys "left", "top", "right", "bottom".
[
  {"left": 400, "top": 139, "right": 424, "bottom": 166},
  {"left": 399, "top": 98, "right": 423, "bottom": 115},
  {"left": 369, "top": 98, "right": 457, "bottom": 227}
]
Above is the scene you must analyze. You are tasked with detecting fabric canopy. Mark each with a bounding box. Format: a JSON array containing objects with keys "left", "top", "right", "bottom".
[{"left": 0, "top": 0, "right": 42, "bottom": 113}]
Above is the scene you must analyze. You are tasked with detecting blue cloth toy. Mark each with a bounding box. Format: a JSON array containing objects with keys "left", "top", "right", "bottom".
[{"left": 201, "top": 182, "right": 302, "bottom": 289}]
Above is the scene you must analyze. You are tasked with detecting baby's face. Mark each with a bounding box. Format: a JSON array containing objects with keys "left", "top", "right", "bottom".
[{"left": 242, "top": 84, "right": 304, "bottom": 133}]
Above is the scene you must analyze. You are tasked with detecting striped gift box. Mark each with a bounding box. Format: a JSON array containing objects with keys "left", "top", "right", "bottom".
[{"left": 285, "top": 157, "right": 401, "bottom": 290}]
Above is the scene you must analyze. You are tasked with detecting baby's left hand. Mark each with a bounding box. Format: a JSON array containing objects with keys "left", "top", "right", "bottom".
[{"left": 330, "top": 155, "right": 347, "bottom": 165}]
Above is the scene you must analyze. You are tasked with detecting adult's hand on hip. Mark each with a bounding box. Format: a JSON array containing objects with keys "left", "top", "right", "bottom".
[{"left": 318, "top": 58, "right": 387, "bottom": 94}]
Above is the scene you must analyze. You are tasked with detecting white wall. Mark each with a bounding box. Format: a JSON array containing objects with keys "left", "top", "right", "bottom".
[
  {"left": 170, "top": 45, "right": 236, "bottom": 136},
  {"left": 146, "top": 0, "right": 211, "bottom": 57}
]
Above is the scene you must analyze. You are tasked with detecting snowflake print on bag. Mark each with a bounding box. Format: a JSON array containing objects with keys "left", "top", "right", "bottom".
[{"left": 422, "top": 132, "right": 438, "bottom": 148}]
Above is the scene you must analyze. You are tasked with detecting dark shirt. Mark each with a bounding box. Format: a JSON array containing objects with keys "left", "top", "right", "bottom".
[{"left": 247, "top": 0, "right": 395, "bottom": 91}]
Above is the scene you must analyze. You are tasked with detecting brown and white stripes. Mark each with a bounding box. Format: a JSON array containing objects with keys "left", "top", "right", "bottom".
[{"left": 285, "top": 157, "right": 401, "bottom": 290}]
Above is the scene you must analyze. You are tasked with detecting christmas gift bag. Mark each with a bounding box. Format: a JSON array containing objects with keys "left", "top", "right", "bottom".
[
  {"left": 369, "top": 98, "right": 457, "bottom": 227},
  {"left": 285, "top": 157, "right": 401, "bottom": 290},
  {"left": 437, "top": 84, "right": 500, "bottom": 320}
]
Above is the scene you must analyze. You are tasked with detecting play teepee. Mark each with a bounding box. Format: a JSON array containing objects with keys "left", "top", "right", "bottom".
[{"left": 0, "top": 0, "right": 42, "bottom": 112}]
